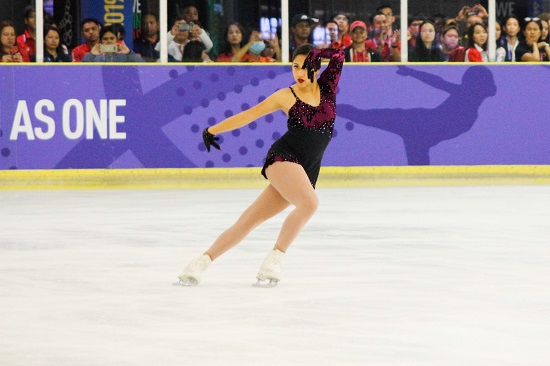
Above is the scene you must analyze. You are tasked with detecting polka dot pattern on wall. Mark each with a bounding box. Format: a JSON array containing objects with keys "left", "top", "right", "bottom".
[
  {"left": 181, "top": 65, "right": 292, "bottom": 170},
  {"left": 2, "top": 148, "right": 11, "bottom": 157},
  {"left": 346, "top": 122, "right": 354, "bottom": 131},
  {"left": 169, "top": 69, "right": 178, "bottom": 79}
]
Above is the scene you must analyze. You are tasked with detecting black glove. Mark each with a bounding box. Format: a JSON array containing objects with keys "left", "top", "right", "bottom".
[
  {"left": 202, "top": 128, "right": 220, "bottom": 152},
  {"left": 301, "top": 50, "right": 321, "bottom": 83}
]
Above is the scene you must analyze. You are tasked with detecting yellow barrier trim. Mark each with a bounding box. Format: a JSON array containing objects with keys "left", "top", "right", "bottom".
[{"left": 1, "top": 165, "right": 550, "bottom": 190}]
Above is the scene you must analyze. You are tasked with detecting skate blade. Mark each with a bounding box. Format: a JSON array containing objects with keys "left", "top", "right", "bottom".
[
  {"left": 252, "top": 279, "right": 279, "bottom": 288},
  {"left": 173, "top": 277, "right": 198, "bottom": 287}
]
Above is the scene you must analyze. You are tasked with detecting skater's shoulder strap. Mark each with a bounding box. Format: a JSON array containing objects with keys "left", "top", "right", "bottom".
[{"left": 288, "top": 86, "right": 300, "bottom": 101}]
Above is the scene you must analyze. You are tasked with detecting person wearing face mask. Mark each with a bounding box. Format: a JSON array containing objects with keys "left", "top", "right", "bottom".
[
  {"left": 231, "top": 29, "right": 281, "bottom": 62},
  {"left": 176, "top": 45, "right": 345, "bottom": 288}
]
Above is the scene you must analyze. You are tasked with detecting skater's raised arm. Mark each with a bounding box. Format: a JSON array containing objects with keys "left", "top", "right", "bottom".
[{"left": 303, "top": 48, "right": 345, "bottom": 92}]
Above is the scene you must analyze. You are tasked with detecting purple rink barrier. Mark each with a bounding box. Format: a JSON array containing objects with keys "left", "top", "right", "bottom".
[{"left": 1, "top": 63, "right": 550, "bottom": 170}]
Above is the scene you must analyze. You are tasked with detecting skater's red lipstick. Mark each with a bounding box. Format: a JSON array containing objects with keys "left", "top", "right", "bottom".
[{"left": 298, "top": 78, "right": 305, "bottom": 83}]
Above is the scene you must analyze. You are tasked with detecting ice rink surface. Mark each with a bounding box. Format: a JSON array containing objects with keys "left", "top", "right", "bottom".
[{"left": 1, "top": 185, "right": 549, "bottom": 366}]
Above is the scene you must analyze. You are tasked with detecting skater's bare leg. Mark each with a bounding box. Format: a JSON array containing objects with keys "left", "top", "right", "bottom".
[
  {"left": 204, "top": 184, "right": 290, "bottom": 260},
  {"left": 265, "top": 162, "right": 319, "bottom": 253}
]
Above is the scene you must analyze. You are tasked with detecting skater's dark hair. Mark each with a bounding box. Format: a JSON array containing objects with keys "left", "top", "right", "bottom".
[{"left": 292, "top": 43, "right": 315, "bottom": 60}]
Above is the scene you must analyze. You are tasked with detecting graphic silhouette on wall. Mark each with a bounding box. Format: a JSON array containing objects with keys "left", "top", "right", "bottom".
[{"left": 338, "top": 66, "right": 496, "bottom": 165}]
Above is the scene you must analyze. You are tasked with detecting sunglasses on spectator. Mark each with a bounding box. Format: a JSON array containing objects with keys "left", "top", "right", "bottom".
[{"left": 524, "top": 17, "right": 540, "bottom": 21}]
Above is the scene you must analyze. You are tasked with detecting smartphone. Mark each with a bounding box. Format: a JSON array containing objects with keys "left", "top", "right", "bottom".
[
  {"left": 100, "top": 44, "right": 117, "bottom": 53},
  {"left": 178, "top": 23, "right": 192, "bottom": 32}
]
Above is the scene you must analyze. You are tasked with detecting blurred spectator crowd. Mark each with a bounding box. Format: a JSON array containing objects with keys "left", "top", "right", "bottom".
[{"left": 2, "top": 3, "right": 550, "bottom": 63}]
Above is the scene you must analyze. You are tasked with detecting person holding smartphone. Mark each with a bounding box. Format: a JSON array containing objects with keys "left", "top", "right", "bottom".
[
  {"left": 82, "top": 25, "right": 144, "bottom": 62},
  {"left": 154, "top": 17, "right": 213, "bottom": 60},
  {"left": 0, "top": 20, "right": 30, "bottom": 63}
]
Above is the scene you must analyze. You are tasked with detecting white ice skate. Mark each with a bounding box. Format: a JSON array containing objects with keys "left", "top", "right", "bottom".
[
  {"left": 175, "top": 254, "right": 212, "bottom": 286},
  {"left": 253, "top": 249, "right": 285, "bottom": 288}
]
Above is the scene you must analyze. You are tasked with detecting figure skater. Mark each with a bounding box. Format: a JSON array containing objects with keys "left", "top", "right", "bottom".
[{"left": 177, "top": 45, "right": 345, "bottom": 287}]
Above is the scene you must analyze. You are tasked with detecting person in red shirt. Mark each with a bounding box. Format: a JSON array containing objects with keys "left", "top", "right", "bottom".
[
  {"left": 365, "top": 13, "right": 401, "bottom": 62},
  {"left": 1, "top": 21, "right": 30, "bottom": 62},
  {"left": 344, "top": 21, "right": 380, "bottom": 62},
  {"left": 72, "top": 18, "right": 102, "bottom": 62},
  {"left": 331, "top": 13, "right": 352, "bottom": 49},
  {"left": 16, "top": 6, "right": 36, "bottom": 59},
  {"left": 465, "top": 23, "right": 489, "bottom": 62},
  {"left": 216, "top": 22, "right": 246, "bottom": 62},
  {"left": 231, "top": 29, "right": 281, "bottom": 62}
]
